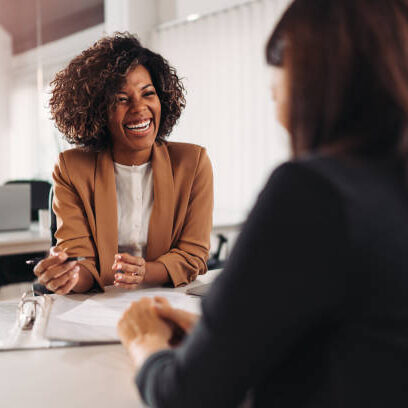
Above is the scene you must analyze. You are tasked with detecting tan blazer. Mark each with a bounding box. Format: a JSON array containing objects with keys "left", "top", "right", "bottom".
[{"left": 52, "top": 141, "right": 213, "bottom": 288}]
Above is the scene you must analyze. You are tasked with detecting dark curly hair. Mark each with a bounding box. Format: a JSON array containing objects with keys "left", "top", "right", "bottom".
[{"left": 49, "top": 32, "right": 186, "bottom": 151}]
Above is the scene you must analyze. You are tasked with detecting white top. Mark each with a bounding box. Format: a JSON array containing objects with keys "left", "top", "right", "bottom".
[{"left": 114, "top": 161, "right": 154, "bottom": 258}]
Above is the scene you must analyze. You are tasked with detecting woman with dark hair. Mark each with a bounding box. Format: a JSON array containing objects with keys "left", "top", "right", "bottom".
[
  {"left": 33, "top": 33, "right": 213, "bottom": 293},
  {"left": 117, "top": 1, "right": 408, "bottom": 407}
]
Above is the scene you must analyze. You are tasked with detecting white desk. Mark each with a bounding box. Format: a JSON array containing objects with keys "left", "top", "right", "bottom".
[
  {"left": 1, "top": 344, "right": 140, "bottom": 408},
  {"left": 0, "top": 270, "right": 220, "bottom": 408},
  {"left": 0, "top": 222, "right": 50, "bottom": 256}
]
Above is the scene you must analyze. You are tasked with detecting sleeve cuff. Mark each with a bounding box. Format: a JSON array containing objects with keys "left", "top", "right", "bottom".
[
  {"left": 136, "top": 349, "right": 177, "bottom": 406},
  {"left": 156, "top": 251, "right": 207, "bottom": 287},
  {"left": 156, "top": 258, "right": 189, "bottom": 287}
]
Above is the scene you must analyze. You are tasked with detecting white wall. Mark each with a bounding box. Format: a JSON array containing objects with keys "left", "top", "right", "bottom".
[
  {"left": 0, "top": 26, "right": 12, "bottom": 184},
  {"left": 154, "top": 0, "right": 291, "bottom": 257},
  {"left": 152, "top": 0, "right": 290, "bottom": 226},
  {"left": 9, "top": 25, "right": 105, "bottom": 182},
  {"left": 157, "top": 0, "right": 177, "bottom": 24},
  {"left": 12, "top": 25, "right": 105, "bottom": 84},
  {"left": 104, "top": 0, "right": 158, "bottom": 45}
]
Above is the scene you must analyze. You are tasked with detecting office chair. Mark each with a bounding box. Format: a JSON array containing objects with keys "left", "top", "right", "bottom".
[
  {"left": 32, "top": 188, "right": 56, "bottom": 295},
  {"left": 207, "top": 234, "right": 228, "bottom": 270},
  {"left": 49, "top": 188, "right": 57, "bottom": 247},
  {"left": 5, "top": 180, "right": 52, "bottom": 221},
  {"left": 0, "top": 180, "right": 52, "bottom": 286}
]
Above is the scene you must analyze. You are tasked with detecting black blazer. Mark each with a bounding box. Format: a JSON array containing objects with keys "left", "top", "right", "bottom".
[{"left": 137, "top": 155, "right": 408, "bottom": 408}]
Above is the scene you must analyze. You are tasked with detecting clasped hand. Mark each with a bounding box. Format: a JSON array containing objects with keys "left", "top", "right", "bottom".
[
  {"left": 112, "top": 253, "right": 146, "bottom": 289},
  {"left": 117, "top": 297, "right": 199, "bottom": 368}
]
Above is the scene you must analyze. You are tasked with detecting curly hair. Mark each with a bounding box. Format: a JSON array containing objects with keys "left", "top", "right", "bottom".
[{"left": 49, "top": 32, "right": 186, "bottom": 151}]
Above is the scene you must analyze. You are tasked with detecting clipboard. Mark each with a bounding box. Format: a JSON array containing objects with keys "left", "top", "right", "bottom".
[
  {"left": 0, "top": 287, "right": 117, "bottom": 351},
  {"left": 0, "top": 290, "right": 73, "bottom": 351}
]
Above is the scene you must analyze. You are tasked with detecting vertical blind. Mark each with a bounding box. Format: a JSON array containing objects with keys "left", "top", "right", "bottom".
[{"left": 152, "top": 0, "right": 291, "bottom": 223}]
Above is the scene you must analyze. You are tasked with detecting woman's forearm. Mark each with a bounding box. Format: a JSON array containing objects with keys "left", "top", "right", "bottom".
[
  {"left": 144, "top": 262, "right": 170, "bottom": 285},
  {"left": 72, "top": 265, "right": 95, "bottom": 293}
]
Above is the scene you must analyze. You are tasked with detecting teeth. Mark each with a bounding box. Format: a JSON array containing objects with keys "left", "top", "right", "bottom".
[{"left": 124, "top": 119, "right": 151, "bottom": 130}]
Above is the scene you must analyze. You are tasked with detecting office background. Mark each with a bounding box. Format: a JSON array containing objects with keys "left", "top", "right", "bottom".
[{"left": 0, "top": 0, "right": 290, "bottom": 242}]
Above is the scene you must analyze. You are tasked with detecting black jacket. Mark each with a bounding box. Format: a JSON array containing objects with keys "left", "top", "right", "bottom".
[{"left": 137, "top": 155, "right": 408, "bottom": 407}]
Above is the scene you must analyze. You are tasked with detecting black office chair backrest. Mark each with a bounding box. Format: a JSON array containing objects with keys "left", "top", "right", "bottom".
[
  {"left": 49, "top": 187, "right": 57, "bottom": 247},
  {"left": 32, "top": 188, "right": 58, "bottom": 295},
  {"left": 207, "top": 234, "right": 228, "bottom": 270},
  {"left": 5, "top": 179, "right": 52, "bottom": 221}
]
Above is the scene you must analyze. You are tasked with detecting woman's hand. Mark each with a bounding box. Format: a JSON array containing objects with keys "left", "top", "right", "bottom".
[
  {"left": 112, "top": 253, "right": 146, "bottom": 289},
  {"left": 33, "top": 247, "right": 80, "bottom": 295},
  {"left": 154, "top": 297, "right": 199, "bottom": 345},
  {"left": 154, "top": 297, "right": 199, "bottom": 333},
  {"left": 118, "top": 298, "right": 172, "bottom": 368}
]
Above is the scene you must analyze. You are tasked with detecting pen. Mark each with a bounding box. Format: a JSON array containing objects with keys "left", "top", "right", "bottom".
[{"left": 26, "top": 256, "right": 86, "bottom": 266}]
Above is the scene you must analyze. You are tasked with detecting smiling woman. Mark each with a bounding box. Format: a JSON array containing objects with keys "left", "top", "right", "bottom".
[
  {"left": 108, "top": 65, "right": 162, "bottom": 165},
  {"left": 34, "top": 32, "right": 214, "bottom": 294}
]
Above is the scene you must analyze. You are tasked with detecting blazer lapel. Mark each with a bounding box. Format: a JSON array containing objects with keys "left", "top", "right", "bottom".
[
  {"left": 146, "top": 142, "right": 175, "bottom": 261},
  {"left": 94, "top": 149, "right": 118, "bottom": 284}
]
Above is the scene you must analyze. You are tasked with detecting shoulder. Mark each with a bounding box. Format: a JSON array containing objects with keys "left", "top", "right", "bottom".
[
  {"left": 268, "top": 158, "right": 333, "bottom": 190},
  {"left": 57, "top": 148, "right": 97, "bottom": 170},
  {"left": 55, "top": 148, "right": 98, "bottom": 182},
  {"left": 269, "top": 155, "right": 355, "bottom": 195},
  {"left": 262, "top": 158, "right": 346, "bottom": 217},
  {"left": 163, "top": 141, "right": 211, "bottom": 173},
  {"left": 165, "top": 141, "right": 206, "bottom": 160},
  {"left": 275, "top": 154, "right": 395, "bottom": 201},
  {"left": 59, "top": 147, "right": 97, "bottom": 163}
]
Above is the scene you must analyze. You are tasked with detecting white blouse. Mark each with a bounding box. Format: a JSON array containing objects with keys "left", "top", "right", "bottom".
[{"left": 114, "top": 161, "right": 154, "bottom": 258}]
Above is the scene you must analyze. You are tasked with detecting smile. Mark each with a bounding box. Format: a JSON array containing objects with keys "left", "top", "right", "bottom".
[{"left": 123, "top": 119, "right": 152, "bottom": 133}]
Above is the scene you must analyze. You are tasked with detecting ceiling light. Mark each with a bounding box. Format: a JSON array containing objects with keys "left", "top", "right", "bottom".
[{"left": 187, "top": 14, "right": 200, "bottom": 22}]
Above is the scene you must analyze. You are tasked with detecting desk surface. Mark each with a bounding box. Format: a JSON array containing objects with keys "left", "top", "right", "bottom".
[
  {"left": 0, "top": 270, "right": 220, "bottom": 408},
  {"left": 1, "top": 344, "right": 139, "bottom": 408},
  {"left": 0, "top": 222, "right": 50, "bottom": 256}
]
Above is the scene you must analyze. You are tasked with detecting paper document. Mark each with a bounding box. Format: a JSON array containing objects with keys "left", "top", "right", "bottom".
[
  {"left": 58, "top": 290, "right": 200, "bottom": 328},
  {"left": 46, "top": 287, "right": 202, "bottom": 343}
]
